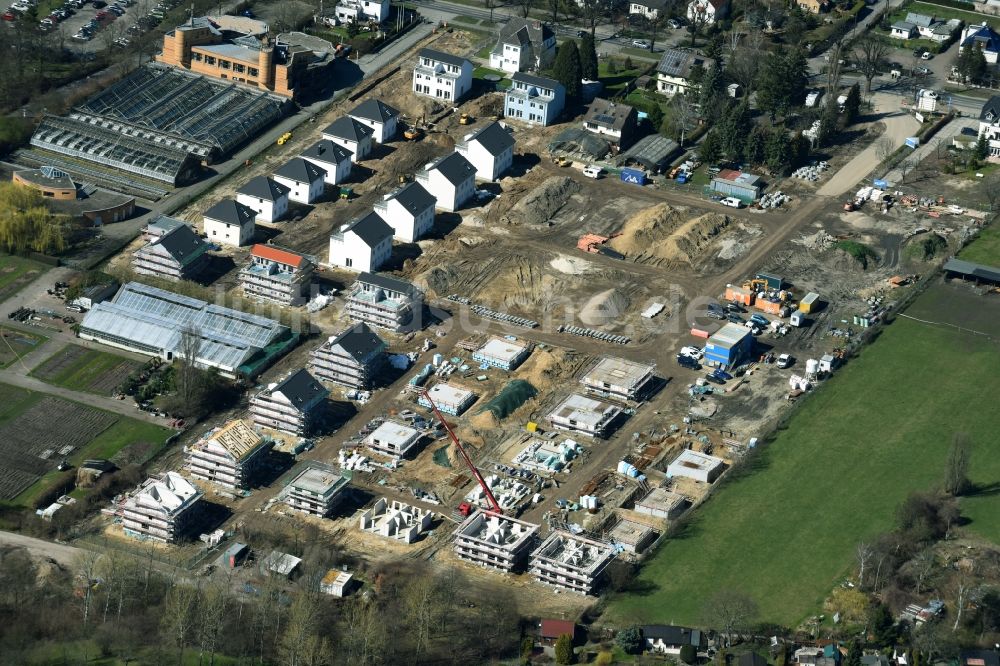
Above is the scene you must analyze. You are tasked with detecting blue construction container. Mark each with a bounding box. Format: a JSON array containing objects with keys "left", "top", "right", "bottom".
[
  {"left": 703, "top": 323, "right": 754, "bottom": 368},
  {"left": 620, "top": 167, "right": 646, "bottom": 186}
]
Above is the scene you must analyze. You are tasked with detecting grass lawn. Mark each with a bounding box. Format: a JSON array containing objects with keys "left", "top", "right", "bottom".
[
  {"left": 473, "top": 65, "right": 506, "bottom": 80},
  {"left": 0, "top": 327, "right": 46, "bottom": 370},
  {"left": 958, "top": 223, "right": 1000, "bottom": 266},
  {"left": 598, "top": 61, "right": 645, "bottom": 96},
  {"left": 29, "top": 345, "right": 137, "bottom": 394},
  {"left": 0, "top": 254, "right": 47, "bottom": 302},
  {"left": 606, "top": 285, "right": 1000, "bottom": 628}
]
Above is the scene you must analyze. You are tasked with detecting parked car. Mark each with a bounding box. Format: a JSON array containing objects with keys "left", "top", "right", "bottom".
[
  {"left": 677, "top": 354, "right": 701, "bottom": 369},
  {"left": 776, "top": 353, "right": 793, "bottom": 369},
  {"left": 915, "top": 66, "right": 931, "bottom": 76},
  {"left": 705, "top": 372, "right": 725, "bottom": 385},
  {"left": 582, "top": 164, "right": 603, "bottom": 179},
  {"left": 727, "top": 313, "right": 745, "bottom": 324},
  {"left": 912, "top": 47, "right": 926, "bottom": 57},
  {"left": 749, "top": 313, "right": 769, "bottom": 327},
  {"left": 679, "top": 345, "right": 703, "bottom": 359},
  {"left": 921, "top": 51, "right": 933, "bottom": 60},
  {"left": 726, "top": 302, "right": 745, "bottom": 313},
  {"left": 631, "top": 38, "right": 650, "bottom": 48},
  {"left": 92, "top": 0, "right": 106, "bottom": 6},
  {"left": 711, "top": 368, "right": 733, "bottom": 381},
  {"left": 667, "top": 18, "right": 682, "bottom": 28},
  {"left": 720, "top": 196, "right": 742, "bottom": 208}
]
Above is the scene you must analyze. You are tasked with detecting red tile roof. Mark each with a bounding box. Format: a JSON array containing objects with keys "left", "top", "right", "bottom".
[
  {"left": 251, "top": 244, "right": 307, "bottom": 268},
  {"left": 717, "top": 168, "right": 741, "bottom": 181},
  {"left": 540, "top": 619, "right": 576, "bottom": 639}
]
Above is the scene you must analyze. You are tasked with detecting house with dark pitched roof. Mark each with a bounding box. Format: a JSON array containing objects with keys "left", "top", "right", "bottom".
[
  {"left": 641, "top": 625, "right": 706, "bottom": 655},
  {"left": 456, "top": 121, "right": 516, "bottom": 180},
  {"left": 373, "top": 181, "right": 437, "bottom": 242},
  {"left": 203, "top": 198, "right": 257, "bottom": 247},
  {"left": 322, "top": 116, "right": 375, "bottom": 160},
  {"left": 328, "top": 211, "right": 393, "bottom": 272},
  {"left": 961, "top": 23, "right": 1000, "bottom": 64},
  {"left": 249, "top": 368, "right": 329, "bottom": 435},
  {"left": 415, "top": 152, "right": 477, "bottom": 211},
  {"left": 655, "top": 48, "right": 714, "bottom": 97},
  {"left": 133, "top": 223, "right": 210, "bottom": 282},
  {"left": 236, "top": 176, "right": 290, "bottom": 223},
  {"left": 273, "top": 157, "right": 326, "bottom": 204},
  {"left": 300, "top": 139, "right": 353, "bottom": 185},
  {"left": 489, "top": 18, "right": 556, "bottom": 74},
  {"left": 309, "top": 322, "right": 388, "bottom": 389},
  {"left": 240, "top": 244, "right": 316, "bottom": 305},
  {"left": 348, "top": 98, "right": 401, "bottom": 143},
  {"left": 413, "top": 48, "right": 472, "bottom": 102},
  {"left": 978, "top": 95, "right": 1000, "bottom": 161},
  {"left": 582, "top": 98, "right": 639, "bottom": 150}
]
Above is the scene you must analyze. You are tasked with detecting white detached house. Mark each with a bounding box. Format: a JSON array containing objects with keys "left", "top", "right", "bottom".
[
  {"left": 415, "top": 152, "right": 477, "bottom": 212},
  {"left": 505, "top": 73, "right": 565, "bottom": 127},
  {"left": 348, "top": 98, "right": 401, "bottom": 144},
  {"left": 413, "top": 48, "right": 473, "bottom": 103},
  {"left": 203, "top": 199, "right": 257, "bottom": 247},
  {"left": 334, "top": 0, "right": 389, "bottom": 23},
  {"left": 629, "top": 0, "right": 667, "bottom": 19},
  {"left": 300, "top": 139, "right": 353, "bottom": 185},
  {"left": 373, "top": 181, "right": 436, "bottom": 242},
  {"left": 273, "top": 158, "right": 326, "bottom": 204},
  {"left": 329, "top": 211, "right": 394, "bottom": 272},
  {"left": 236, "top": 176, "right": 290, "bottom": 224},
  {"left": 322, "top": 116, "right": 374, "bottom": 161},
  {"left": 455, "top": 121, "right": 515, "bottom": 181},
  {"left": 488, "top": 19, "right": 556, "bottom": 74},
  {"left": 687, "top": 0, "right": 729, "bottom": 24}
]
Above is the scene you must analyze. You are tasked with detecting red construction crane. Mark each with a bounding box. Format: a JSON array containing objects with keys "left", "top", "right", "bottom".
[{"left": 421, "top": 389, "right": 502, "bottom": 516}]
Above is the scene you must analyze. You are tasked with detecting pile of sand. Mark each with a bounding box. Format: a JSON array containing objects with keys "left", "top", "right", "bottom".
[
  {"left": 500, "top": 176, "right": 581, "bottom": 226},
  {"left": 549, "top": 255, "right": 593, "bottom": 275},
  {"left": 610, "top": 205, "right": 730, "bottom": 266},
  {"left": 579, "top": 288, "right": 630, "bottom": 326},
  {"left": 518, "top": 347, "right": 575, "bottom": 392}
]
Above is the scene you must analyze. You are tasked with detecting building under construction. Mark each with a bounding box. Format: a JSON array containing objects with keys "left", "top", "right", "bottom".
[
  {"left": 530, "top": 530, "right": 616, "bottom": 594},
  {"left": 453, "top": 511, "right": 539, "bottom": 572},
  {"left": 359, "top": 498, "right": 434, "bottom": 543},
  {"left": 283, "top": 463, "right": 350, "bottom": 517}
]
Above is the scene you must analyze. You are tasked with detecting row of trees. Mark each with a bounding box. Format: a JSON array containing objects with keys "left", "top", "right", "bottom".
[{"left": 551, "top": 34, "right": 599, "bottom": 103}]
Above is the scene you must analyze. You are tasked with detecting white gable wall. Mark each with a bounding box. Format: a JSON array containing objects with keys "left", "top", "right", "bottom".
[
  {"left": 273, "top": 174, "right": 325, "bottom": 204},
  {"left": 235, "top": 193, "right": 288, "bottom": 224},
  {"left": 204, "top": 216, "right": 254, "bottom": 246}
]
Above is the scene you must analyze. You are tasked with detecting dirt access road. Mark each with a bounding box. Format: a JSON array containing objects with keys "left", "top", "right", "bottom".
[{"left": 0, "top": 530, "right": 85, "bottom": 567}]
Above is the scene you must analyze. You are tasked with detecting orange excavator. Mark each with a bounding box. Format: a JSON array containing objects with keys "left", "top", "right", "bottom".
[{"left": 421, "top": 389, "right": 502, "bottom": 517}]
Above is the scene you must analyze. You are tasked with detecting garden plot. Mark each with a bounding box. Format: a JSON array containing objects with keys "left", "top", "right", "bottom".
[
  {"left": 30, "top": 345, "right": 141, "bottom": 395},
  {"left": 0, "top": 396, "right": 117, "bottom": 500}
]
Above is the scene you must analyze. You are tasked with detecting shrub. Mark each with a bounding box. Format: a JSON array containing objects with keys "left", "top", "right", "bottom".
[
  {"left": 834, "top": 240, "right": 879, "bottom": 269},
  {"left": 555, "top": 633, "right": 575, "bottom": 664},
  {"left": 596, "top": 652, "right": 614, "bottom": 666},
  {"left": 615, "top": 625, "right": 643, "bottom": 655},
  {"left": 680, "top": 644, "right": 697, "bottom": 664}
]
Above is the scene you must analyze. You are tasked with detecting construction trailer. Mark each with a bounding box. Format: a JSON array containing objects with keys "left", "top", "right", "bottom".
[
  {"left": 453, "top": 511, "right": 539, "bottom": 571},
  {"left": 216, "top": 542, "right": 249, "bottom": 569},
  {"left": 703, "top": 323, "right": 754, "bottom": 369},
  {"left": 529, "top": 530, "right": 617, "bottom": 595},
  {"left": 799, "top": 292, "right": 821, "bottom": 313},
  {"left": 358, "top": 498, "right": 434, "bottom": 543}
]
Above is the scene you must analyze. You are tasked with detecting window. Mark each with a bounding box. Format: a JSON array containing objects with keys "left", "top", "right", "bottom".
[
  {"left": 234, "top": 63, "right": 245, "bottom": 73},
  {"left": 220, "top": 60, "right": 231, "bottom": 70},
  {"left": 192, "top": 52, "right": 202, "bottom": 61},
  {"left": 249, "top": 67, "right": 259, "bottom": 77},
  {"left": 346, "top": 257, "right": 353, "bottom": 267},
  {"left": 205, "top": 56, "right": 216, "bottom": 65}
]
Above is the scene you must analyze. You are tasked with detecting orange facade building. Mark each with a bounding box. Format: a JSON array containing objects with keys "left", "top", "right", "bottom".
[{"left": 156, "top": 17, "right": 308, "bottom": 98}]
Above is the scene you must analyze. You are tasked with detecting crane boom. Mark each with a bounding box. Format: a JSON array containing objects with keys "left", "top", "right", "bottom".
[{"left": 421, "top": 389, "right": 502, "bottom": 515}]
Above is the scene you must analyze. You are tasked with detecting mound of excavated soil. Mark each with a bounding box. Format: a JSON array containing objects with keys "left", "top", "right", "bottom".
[
  {"left": 579, "top": 288, "right": 630, "bottom": 326},
  {"left": 518, "top": 347, "right": 575, "bottom": 392},
  {"left": 500, "top": 176, "right": 581, "bottom": 226},
  {"left": 609, "top": 203, "right": 730, "bottom": 265}
]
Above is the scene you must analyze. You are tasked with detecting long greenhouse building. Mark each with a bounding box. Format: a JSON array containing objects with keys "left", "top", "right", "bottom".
[{"left": 78, "top": 282, "right": 297, "bottom": 378}]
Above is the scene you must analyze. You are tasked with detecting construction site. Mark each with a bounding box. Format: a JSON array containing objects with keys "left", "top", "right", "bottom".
[{"left": 26, "top": 6, "right": 992, "bottom": 626}]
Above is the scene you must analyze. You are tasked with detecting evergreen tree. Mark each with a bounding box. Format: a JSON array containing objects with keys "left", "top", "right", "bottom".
[
  {"left": 699, "top": 129, "right": 723, "bottom": 164},
  {"left": 757, "top": 47, "right": 809, "bottom": 119},
  {"left": 975, "top": 133, "right": 989, "bottom": 162},
  {"left": 846, "top": 640, "right": 863, "bottom": 666},
  {"left": 615, "top": 626, "right": 643, "bottom": 655},
  {"left": 765, "top": 129, "right": 791, "bottom": 173},
  {"left": 744, "top": 125, "right": 768, "bottom": 166},
  {"left": 718, "top": 102, "right": 752, "bottom": 162},
  {"left": 843, "top": 83, "right": 861, "bottom": 125},
  {"left": 553, "top": 40, "right": 583, "bottom": 102},
  {"left": 580, "top": 32, "right": 598, "bottom": 81},
  {"left": 555, "top": 633, "right": 575, "bottom": 664},
  {"left": 698, "top": 60, "right": 726, "bottom": 120},
  {"left": 818, "top": 100, "right": 840, "bottom": 147},
  {"left": 648, "top": 104, "right": 665, "bottom": 134}
]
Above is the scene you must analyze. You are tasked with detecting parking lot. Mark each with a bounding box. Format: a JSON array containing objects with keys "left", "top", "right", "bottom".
[{"left": 3, "top": 0, "right": 172, "bottom": 52}]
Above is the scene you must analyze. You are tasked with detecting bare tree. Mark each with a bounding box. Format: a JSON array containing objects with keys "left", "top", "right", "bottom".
[
  {"left": 702, "top": 589, "right": 758, "bottom": 646},
  {"left": 728, "top": 46, "right": 762, "bottom": 95},
  {"left": 279, "top": 594, "right": 323, "bottom": 666},
  {"left": 856, "top": 542, "right": 874, "bottom": 589},
  {"left": 668, "top": 94, "right": 699, "bottom": 147},
  {"left": 944, "top": 432, "right": 972, "bottom": 496},
  {"left": 578, "top": 0, "right": 610, "bottom": 34},
  {"left": 984, "top": 172, "right": 1000, "bottom": 212},
  {"left": 484, "top": 0, "right": 497, "bottom": 23},
  {"left": 161, "top": 584, "right": 199, "bottom": 665},
  {"left": 515, "top": 0, "right": 534, "bottom": 18},
  {"left": 197, "top": 582, "right": 230, "bottom": 666},
  {"left": 875, "top": 137, "right": 895, "bottom": 166},
  {"left": 899, "top": 157, "right": 914, "bottom": 184},
  {"left": 953, "top": 561, "right": 976, "bottom": 631},
  {"left": 910, "top": 550, "right": 937, "bottom": 595},
  {"left": 825, "top": 40, "right": 844, "bottom": 99},
  {"left": 77, "top": 550, "right": 103, "bottom": 629},
  {"left": 177, "top": 326, "right": 202, "bottom": 414},
  {"left": 854, "top": 33, "right": 890, "bottom": 94}
]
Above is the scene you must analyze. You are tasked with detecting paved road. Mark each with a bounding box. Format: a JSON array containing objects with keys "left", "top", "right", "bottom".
[
  {"left": 0, "top": 530, "right": 85, "bottom": 567},
  {"left": 882, "top": 115, "right": 979, "bottom": 184}
]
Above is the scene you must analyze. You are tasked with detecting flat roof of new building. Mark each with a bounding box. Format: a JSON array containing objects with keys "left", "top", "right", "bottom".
[
  {"left": 288, "top": 465, "right": 348, "bottom": 496},
  {"left": 609, "top": 519, "right": 655, "bottom": 546},
  {"left": 425, "top": 382, "right": 475, "bottom": 406},
  {"left": 455, "top": 511, "right": 538, "bottom": 548},
  {"left": 583, "top": 356, "right": 655, "bottom": 390},
  {"left": 636, "top": 487, "right": 687, "bottom": 512},
  {"left": 476, "top": 337, "right": 530, "bottom": 363},
  {"left": 549, "top": 393, "right": 622, "bottom": 429},
  {"left": 365, "top": 420, "right": 421, "bottom": 448},
  {"left": 709, "top": 322, "right": 751, "bottom": 348},
  {"left": 669, "top": 449, "right": 725, "bottom": 473},
  {"left": 532, "top": 530, "right": 615, "bottom": 573}
]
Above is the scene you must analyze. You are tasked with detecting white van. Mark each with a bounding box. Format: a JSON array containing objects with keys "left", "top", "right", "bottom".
[
  {"left": 582, "top": 165, "right": 603, "bottom": 179},
  {"left": 720, "top": 196, "right": 742, "bottom": 208}
]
